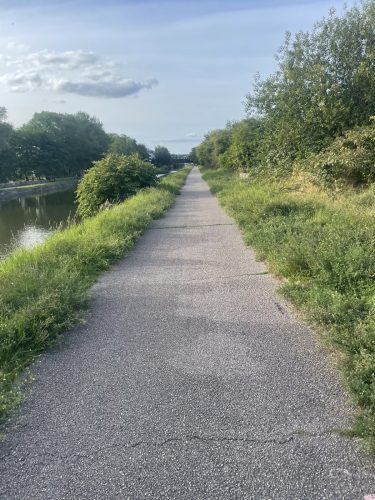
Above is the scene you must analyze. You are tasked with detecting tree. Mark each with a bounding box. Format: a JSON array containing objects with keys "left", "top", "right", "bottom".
[
  {"left": 195, "top": 128, "right": 232, "bottom": 168},
  {"left": 0, "top": 107, "right": 16, "bottom": 181},
  {"left": 108, "top": 134, "right": 149, "bottom": 160},
  {"left": 220, "top": 119, "right": 263, "bottom": 171},
  {"left": 152, "top": 146, "right": 172, "bottom": 168},
  {"left": 17, "top": 111, "right": 109, "bottom": 178},
  {"left": 246, "top": 1, "right": 375, "bottom": 167}
]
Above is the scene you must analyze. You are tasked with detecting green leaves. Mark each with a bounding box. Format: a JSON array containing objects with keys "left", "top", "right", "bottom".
[
  {"left": 299, "top": 123, "right": 375, "bottom": 186},
  {"left": 76, "top": 153, "right": 157, "bottom": 218},
  {"left": 246, "top": 1, "right": 375, "bottom": 165}
]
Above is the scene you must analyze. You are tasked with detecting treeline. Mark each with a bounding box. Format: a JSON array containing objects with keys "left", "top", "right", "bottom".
[
  {"left": 194, "top": 1, "right": 375, "bottom": 187},
  {"left": 0, "top": 109, "right": 174, "bottom": 182}
]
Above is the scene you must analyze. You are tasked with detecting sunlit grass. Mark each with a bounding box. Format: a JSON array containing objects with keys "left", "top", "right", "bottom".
[
  {"left": 203, "top": 166, "right": 375, "bottom": 452},
  {"left": 0, "top": 168, "right": 190, "bottom": 423}
]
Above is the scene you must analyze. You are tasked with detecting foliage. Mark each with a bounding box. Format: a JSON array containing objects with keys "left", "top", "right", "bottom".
[
  {"left": 221, "top": 119, "right": 263, "bottom": 171},
  {"left": 203, "top": 166, "right": 375, "bottom": 451},
  {"left": 15, "top": 111, "right": 109, "bottom": 179},
  {"left": 0, "top": 108, "right": 16, "bottom": 182},
  {"left": 108, "top": 133, "right": 149, "bottom": 160},
  {"left": 152, "top": 145, "right": 172, "bottom": 168},
  {"left": 246, "top": 1, "right": 375, "bottom": 166},
  {"left": 76, "top": 153, "right": 157, "bottom": 218},
  {"left": 298, "top": 122, "right": 375, "bottom": 187},
  {"left": 194, "top": 128, "right": 232, "bottom": 169},
  {"left": 194, "top": 120, "right": 263, "bottom": 172},
  {"left": 0, "top": 168, "right": 191, "bottom": 423},
  {"left": 195, "top": 2, "right": 375, "bottom": 186}
]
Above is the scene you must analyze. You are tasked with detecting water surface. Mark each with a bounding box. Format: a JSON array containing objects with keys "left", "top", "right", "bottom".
[{"left": 0, "top": 189, "right": 77, "bottom": 258}]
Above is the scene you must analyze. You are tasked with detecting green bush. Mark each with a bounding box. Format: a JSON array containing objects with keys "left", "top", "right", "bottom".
[
  {"left": 299, "top": 123, "right": 375, "bottom": 186},
  {"left": 76, "top": 153, "right": 157, "bottom": 218}
]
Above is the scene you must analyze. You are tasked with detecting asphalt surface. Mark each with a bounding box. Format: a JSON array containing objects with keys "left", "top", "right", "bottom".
[{"left": 1, "top": 168, "right": 374, "bottom": 499}]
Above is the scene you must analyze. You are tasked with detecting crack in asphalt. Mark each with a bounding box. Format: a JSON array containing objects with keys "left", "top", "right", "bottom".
[
  {"left": 185, "top": 271, "right": 270, "bottom": 282},
  {"left": 128, "top": 429, "right": 348, "bottom": 449},
  {"left": 0, "top": 429, "right": 349, "bottom": 464},
  {"left": 125, "top": 271, "right": 270, "bottom": 286},
  {"left": 150, "top": 223, "right": 235, "bottom": 230}
]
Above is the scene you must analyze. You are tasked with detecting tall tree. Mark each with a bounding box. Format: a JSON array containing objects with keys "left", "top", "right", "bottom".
[
  {"left": 0, "top": 107, "right": 16, "bottom": 181},
  {"left": 152, "top": 146, "right": 172, "bottom": 168},
  {"left": 246, "top": 1, "right": 375, "bottom": 166},
  {"left": 108, "top": 134, "right": 149, "bottom": 160},
  {"left": 17, "top": 111, "right": 109, "bottom": 178}
]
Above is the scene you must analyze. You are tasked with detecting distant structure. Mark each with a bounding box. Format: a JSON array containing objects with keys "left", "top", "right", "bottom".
[{"left": 171, "top": 154, "right": 191, "bottom": 165}]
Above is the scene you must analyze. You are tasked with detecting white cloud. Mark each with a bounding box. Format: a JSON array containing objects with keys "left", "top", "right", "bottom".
[{"left": 0, "top": 46, "right": 158, "bottom": 98}]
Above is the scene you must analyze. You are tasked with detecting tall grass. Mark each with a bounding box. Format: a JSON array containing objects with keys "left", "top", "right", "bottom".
[
  {"left": 0, "top": 168, "right": 191, "bottom": 422},
  {"left": 203, "top": 167, "right": 375, "bottom": 451}
]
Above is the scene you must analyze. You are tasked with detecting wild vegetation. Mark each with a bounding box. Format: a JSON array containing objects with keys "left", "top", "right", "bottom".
[
  {"left": 76, "top": 153, "right": 157, "bottom": 218},
  {"left": 195, "top": 1, "right": 375, "bottom": 450},
  {"left": 0, "top": 167, "right": 190, "bottom": 423}
]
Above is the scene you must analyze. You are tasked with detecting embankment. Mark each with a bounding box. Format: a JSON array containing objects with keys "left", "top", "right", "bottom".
[
  {"left": 0, "top": 179, "right": 77, "bottom": 203},
  {"left": 0, "top": 168, "right": 191, "bottom": 422}
]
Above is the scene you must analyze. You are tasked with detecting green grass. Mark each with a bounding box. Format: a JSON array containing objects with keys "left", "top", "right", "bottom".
[
  {"left": 0, "top": 168, "right": 191, "bottom": 423},
  {"left": 202, "top": 166, "right": 375, "bottom": 451}
]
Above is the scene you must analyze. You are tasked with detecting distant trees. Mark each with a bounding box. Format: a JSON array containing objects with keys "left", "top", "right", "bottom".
[
  {"left": 0, "top": 111, "right": 177, "bottom": 186},
  {"left": 0, "top": 108, "right": 16, "bottom": 181},
  {"left": 152, "top": 145, "right": 172, "bottom": 168},
  {"left": 76, "top": 153, "right": 157, "bottom": 218},
  {"left": 0, "top": 109, "right": 178, "bottom": 184},
  {"left": 15, "top": 112, "right": 109, "bottom": 179},
  {"left": 108, "top": 134, "right": 149, "bottom": 160}
]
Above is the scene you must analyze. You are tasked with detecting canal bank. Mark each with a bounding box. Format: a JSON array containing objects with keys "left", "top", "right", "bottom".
[{"left": 0, "top": 178, "right": 77, "bottom": 203}]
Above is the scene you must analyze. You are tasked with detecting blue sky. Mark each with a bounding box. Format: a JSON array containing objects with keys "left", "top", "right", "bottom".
[{"left": 0, "top": 0, "right": 357, "bottom": 152}]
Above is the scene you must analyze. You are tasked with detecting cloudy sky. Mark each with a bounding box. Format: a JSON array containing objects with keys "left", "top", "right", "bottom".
[{"left": 0, "top": 0, "right": 356, "bottom": 152}]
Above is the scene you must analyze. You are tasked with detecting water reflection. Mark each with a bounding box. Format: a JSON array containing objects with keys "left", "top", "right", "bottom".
[{"left": 0, "top": 189, "right": 77, "bottom": 258}]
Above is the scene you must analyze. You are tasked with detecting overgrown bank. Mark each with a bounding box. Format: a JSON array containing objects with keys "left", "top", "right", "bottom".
[
  {"left": 0, "top": 167, "right": 191, "bottom": 423},
  {"left": 202, "top": 166, "right": 375, "bottom": 451}
]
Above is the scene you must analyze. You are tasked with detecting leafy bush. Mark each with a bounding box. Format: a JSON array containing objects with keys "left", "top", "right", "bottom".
[
  {"left": 300, "top": 123, "right": 375, "bottom": 186},
  {"left": 76, "top": 153, "right": 157, "bottom": 218}
]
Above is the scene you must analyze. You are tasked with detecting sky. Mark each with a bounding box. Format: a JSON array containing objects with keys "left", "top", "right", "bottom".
[{"left": 0, "top": 0, "right": 358, "bottom": 153}]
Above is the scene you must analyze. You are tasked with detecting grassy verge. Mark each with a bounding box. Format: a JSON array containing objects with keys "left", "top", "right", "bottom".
[
  {"left": 202, "top": 166, "right": 375, "bottom": 451},
  {"left": 0, "top": 168, "right": 191, "bottom": 422}
]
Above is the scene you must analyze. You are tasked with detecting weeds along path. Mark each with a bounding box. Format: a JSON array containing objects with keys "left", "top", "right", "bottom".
[{"left": 1, "top": 167, "right": 374, "bottom": 499}]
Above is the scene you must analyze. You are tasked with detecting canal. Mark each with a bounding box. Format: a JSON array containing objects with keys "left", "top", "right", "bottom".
[{"left": 0, "top": 189, "right": 77, "bottom": 258}]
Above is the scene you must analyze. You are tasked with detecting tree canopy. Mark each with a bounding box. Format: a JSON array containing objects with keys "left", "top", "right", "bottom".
[
  {"left": 108, "top": 134, "right": 149, "bottom": 160},
  {"left": 195, "top": 1, "right": 375, "bottom": 186},
  {"left": 16, "top": 111, "right": 109, "bottom": 178},
  {"left": 152, "top": 145, "right": 172, "bottom": 168}
]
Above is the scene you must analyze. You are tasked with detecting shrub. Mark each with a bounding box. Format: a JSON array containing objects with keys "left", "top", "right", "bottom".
[
  {"left": 76, "top": 153, "right": 157, "bottom": 218},
  {"left": 300, "top": 123, "right": 375, "bottom": 187}
]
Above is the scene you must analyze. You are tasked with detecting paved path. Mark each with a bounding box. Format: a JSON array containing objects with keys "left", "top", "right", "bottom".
[{"left": 1, "top": 168, "right": 374, "bottom": 499}]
